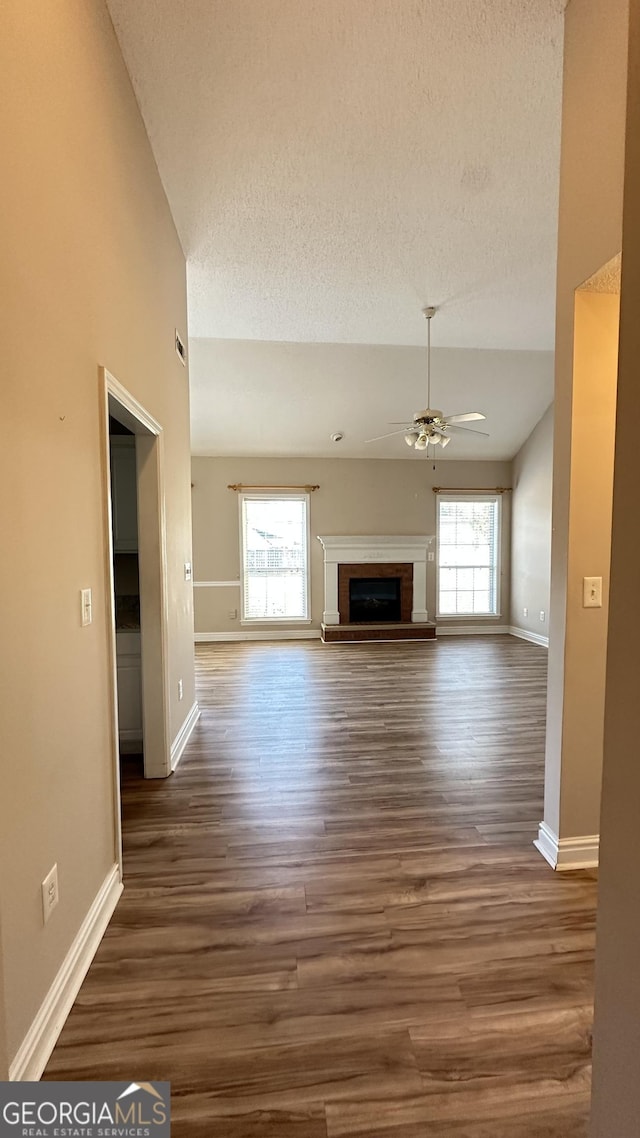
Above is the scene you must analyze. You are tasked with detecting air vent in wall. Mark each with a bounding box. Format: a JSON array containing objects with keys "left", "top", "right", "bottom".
[{"left": 175, "top": 330, "right": 187, "bottom": 366}]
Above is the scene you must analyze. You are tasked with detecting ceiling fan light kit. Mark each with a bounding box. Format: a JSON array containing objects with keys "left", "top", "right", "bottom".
[{"left": 365, "top": 306, "right": 488, "bottom": 453}]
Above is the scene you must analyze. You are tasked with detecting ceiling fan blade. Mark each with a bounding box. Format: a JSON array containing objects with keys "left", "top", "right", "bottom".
[
  {"left": 446, "top": 412, "right": 486, "bottom": 424},
  {"left": 446, "top": 423, "right": 490, "bottom": 437},
  {"left": 365, "top": 427, "right": 414, "bottom": 442}
]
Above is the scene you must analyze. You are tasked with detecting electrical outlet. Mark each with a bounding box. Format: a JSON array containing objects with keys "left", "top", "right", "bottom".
[
  {"left": 427, "top": 551, "right": 435, "bottom": 562},
  {"left": 178, "top": 679, "right": 183, "bottom": 701},
  {"left": 42, "top": 864, "right": 59, "bottom": 924},
  {"left": 184, "top": 561, "right": 192, "bottom": 582},
  {"left": 539, "top": 610, "right": 546, "bottom": 622},
  {"left": 228, "top": 608, "right": 238, "bottom": 620},
  {"left": 523, "top": 607, "right": 528, "bottom": 618}
]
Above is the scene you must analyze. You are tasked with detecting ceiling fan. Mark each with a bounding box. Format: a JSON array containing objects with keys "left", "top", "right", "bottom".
[{"left": 366, "top": 306, "right": 488, "bottom": 451}]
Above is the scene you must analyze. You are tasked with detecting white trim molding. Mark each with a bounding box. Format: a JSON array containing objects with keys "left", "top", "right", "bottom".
[
  {"left": 195, "top": 630, "right": 321, "bottom": 643},
  {"left": 170, "top": 700, "right": 200, "bottom": 772},
  {"left": 241, "top": 492, "right": 311, "bottom": 624},
  {"left": 193, "top": 580, "right": 241, "bottom": 588},
  {"left": 102, "top": 367, "right": 172, "bottom": 782},
  {"left": 317, "top": 535, "right": 434, "bottom": 625},
  {"left": 436, "top": 625, "right": 510, "bottom": 636},
  {"left": 534, "top": 822, "right": 600, "bottom": 871},
  {"left": 9, "top": 866, "right": 123, "bottom": 1081},
  {"left": 510, "top": 626, "right": 549, "bottom": 648}
]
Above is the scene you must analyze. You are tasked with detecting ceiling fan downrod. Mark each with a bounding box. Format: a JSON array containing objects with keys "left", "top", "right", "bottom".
[{"left": 422, "top": 305, "right": 437, "bottom": 412}]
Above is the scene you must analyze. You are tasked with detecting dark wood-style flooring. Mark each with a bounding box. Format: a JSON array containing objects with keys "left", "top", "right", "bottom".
[{"left": 45, "top": 637, "right": 598, "bottom": 1136}]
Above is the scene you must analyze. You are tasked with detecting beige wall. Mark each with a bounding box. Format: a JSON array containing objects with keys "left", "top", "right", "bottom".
[
  {"left": 543, "top": 0, "right": 628, "bottom": 842},
  {"left": 560, "top": 291, "right": 618, "bottom": 838},
  {"left": 590, "top": 2, "right": 640, "bottom": 1129},
  {"left": 0, "top": 1, "right": 195, "bottom": 1067},
  {"left": 0, "top": 920, "right": 7, "bottom": 1081},
  {"left": 510, "top": 405, "right": 553, "bottom": 638},
  {"left": 191, "top": 456, "right": 512, "bottom": 633}
]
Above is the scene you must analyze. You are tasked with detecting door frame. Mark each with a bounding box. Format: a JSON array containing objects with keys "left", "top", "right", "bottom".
[{"left": 100, "top": 366, "right": 172, "bottom": 862}]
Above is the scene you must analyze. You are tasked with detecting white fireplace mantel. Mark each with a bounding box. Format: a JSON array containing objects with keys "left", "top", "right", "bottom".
[{"left": 317, "top": 535, "right": 434, "bottom": 625}]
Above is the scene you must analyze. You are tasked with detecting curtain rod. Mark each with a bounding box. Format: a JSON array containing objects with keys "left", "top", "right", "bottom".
[
  {"left": 227, "top": 483, "right": 320, "bottom": 492},
  {"left": 432, "top": 486, "right": 512, "bottom": 494}
]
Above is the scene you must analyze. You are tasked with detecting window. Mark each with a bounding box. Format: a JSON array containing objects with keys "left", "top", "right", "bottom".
[
  {"left": 240, "top": 494, "right": 310, "bottom": 621},
  {"left": 437, "top": 496, "right": 500, "bottom": 617}
]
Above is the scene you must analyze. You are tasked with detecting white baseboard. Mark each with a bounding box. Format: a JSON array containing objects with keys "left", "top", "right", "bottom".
[
  {"left": 195, "top": 630, "right": 322, "bottom": 642},
  {"left": 118, "top": 730, "right": 143, "bottom": 754},
  {"left": 534, "top": 821, "right": 599, "bottom": 871},
  {"left": 510, "top": 625, "right": 549, "bottom": 648},
  {"left": 436, "top": 624, "right": 510, "bottom": 636},
  {"left": 170, "top": 700, "right": 200, "bottom": 772},
  {"left": 10, "top": 865, "right": 123, "bottom": 1081}
]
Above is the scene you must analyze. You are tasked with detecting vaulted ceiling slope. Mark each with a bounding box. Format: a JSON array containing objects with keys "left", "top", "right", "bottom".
[
  {"left": 190, "top": 339, "right": 554, "bottom": 460},
  {"left": 106, "top": 0, "right": 565, "bottom": 352}
]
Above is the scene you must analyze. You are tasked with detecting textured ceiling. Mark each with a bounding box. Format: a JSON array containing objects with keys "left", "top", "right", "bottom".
[
  {"left": 106, "top": 0, "right": 566, "bottom": 351},
  {"left": 580, "top": 254, "right": 622, "bottom": 294}
]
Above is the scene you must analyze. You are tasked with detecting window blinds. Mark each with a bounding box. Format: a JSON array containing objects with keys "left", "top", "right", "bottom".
[
  {"left": 241, "top": 496, "right": 309, "bottom": 621},
  {"left": 437, "top": 497, "right": 499, "bottom": 616}
]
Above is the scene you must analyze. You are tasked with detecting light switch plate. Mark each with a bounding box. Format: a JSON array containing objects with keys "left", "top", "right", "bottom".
[
  {"left": 81, "top": 588, "right": 92, "bottom": 626},
  {"left": 42, "top": 864, "right": 59, "bottom": 924},
  {"left": 583, "top": 576, "right": 603, "bottom": 608}
]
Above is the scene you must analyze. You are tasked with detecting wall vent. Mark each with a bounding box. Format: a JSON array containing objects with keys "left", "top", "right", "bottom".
[{"left": 175, "top": 330, "right": 187, "bottom": 366}]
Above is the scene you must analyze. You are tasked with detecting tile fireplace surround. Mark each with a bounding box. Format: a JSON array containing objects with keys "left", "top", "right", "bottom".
[{"left": 317, "top": 535, "right": 435, "bottom": 625}]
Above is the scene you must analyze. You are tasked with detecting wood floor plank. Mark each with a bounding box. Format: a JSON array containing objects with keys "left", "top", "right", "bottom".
[{"left": 45, "top": 637, "right": 597, "bottom": 1137}]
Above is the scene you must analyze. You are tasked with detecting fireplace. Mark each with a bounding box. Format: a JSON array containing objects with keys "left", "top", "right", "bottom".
[
  {"left": 317, "top": 536, "right": 435, "bottom": 641},
  {"left": 349, "top": 576, "right": 402, "bottom": 623}
]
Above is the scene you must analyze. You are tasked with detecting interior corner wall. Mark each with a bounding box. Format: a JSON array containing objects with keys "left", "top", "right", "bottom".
[
  {"left": 543, "top": 0, "right": 628, "bottom": 843},
  {"left": 590, "top": 2, "right": 640, "bottom": 1130},
  {"left": 0, "top": 1, "right": 195, "bottom": 1069},
  {"left": 510, "top": 405, "right": 553, "bottom": 638},
  {"left": 191, "top": 455, "right": 512, "bottom": 634}
]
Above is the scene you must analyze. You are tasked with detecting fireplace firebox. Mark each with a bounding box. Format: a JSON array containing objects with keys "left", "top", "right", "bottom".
[
  {"left": 349, "top": 577, "right": 402, "bottom": 622},
  {"left": 337, "top": 562, "right": 414, "bottom": 624}
]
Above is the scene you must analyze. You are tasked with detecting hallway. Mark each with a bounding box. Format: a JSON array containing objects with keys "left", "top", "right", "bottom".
[{"left": 45, "top": 637, "right": 597, "bottom": 1136}]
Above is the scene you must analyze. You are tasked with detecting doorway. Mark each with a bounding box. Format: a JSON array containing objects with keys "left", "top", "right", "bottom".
[{"left": 100, "top": 366, "right": 171, "bottom": 815}]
